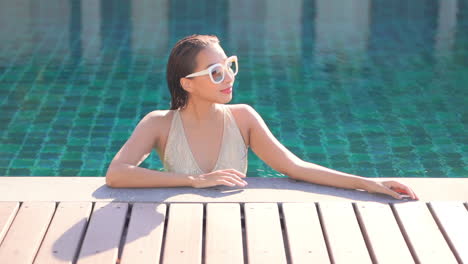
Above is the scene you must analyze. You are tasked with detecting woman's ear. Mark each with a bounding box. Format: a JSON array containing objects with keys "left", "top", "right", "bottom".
[{"left": 180, "top": 78, "right": 193, "bottom": 93}]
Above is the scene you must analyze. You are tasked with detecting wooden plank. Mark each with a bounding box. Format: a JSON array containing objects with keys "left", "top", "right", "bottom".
[
  {"left": 429, "top": 201, "right": 468, "bottom": 263},
  {"left": 317, "top": 202, "right": 372, "bottom": 264},
  {"left": 393, "top": 202, "right": 457, "bottom": 263},
  {"left": 33, "top": 202, "right": 92, "bottom": 264},
  {"left": 162, "top": 203, "right": 203, "bottom": 264},
  {"left": 119, "top": 203, "right": 167, "bottom": 264},
  {"left": 76, "top": 202, "right": 128, "bottom": 264},
  {"left": 205, "top": 203, "right": 244, "bottom": 264},
  {"left": 244, "top": 203, "right": 286, "bottom": 264},
  {"left": 282, "top": 203, "right": 330, "bottom": 264},
  {"left": 0, "top": 202, "right": 20, "bottom": 246},
  {"left": 355, "top": 202, "right": 413, "bottom": 264},
  {"left": 0, "top": 202, "right": 56, "bottom": 264}
]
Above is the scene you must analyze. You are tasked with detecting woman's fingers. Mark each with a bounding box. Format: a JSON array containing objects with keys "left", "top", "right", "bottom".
[
  {"left": 383, "top": 181, "right": 418, "bottom": 200},
  {"left": 389, "top": 184, "right": 418, "bottom": 200},
  {"left": 218, "top": 179, "right": 236, "bottom": 187},
  {"left": 215, "top": 169, "right": 247, "bottom": 186},
  {"left": 367, "top": 180, "right": 418, "bottom": 200},
  {"left": 385, "top": 187, "right": 405, "bottom": 200},
  {"left": 225, "top": 169, "right": 247, "bottom": 178},
  {"left": 369, "top": 181, "right": 402, "bottom": 199},
  {"left": 221, "top": 173, "right": 248, "bottom": 186},
  {"left": 192, "top": 169, "right": 248, "bottom": 188}
]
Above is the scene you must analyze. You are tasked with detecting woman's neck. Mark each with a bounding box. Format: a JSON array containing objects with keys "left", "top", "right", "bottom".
[{"left": 180, "top": 99, "right": 223, "bottom": 125}]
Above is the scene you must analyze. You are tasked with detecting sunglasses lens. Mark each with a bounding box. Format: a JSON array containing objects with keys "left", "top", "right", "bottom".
[
  {"left": 210, "top": 65, "right": 224, "bottom": 83},
  {"left": 227, "top": 59, "right": 238, "bottom": 75}
]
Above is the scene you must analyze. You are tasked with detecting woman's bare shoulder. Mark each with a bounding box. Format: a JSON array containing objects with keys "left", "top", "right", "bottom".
[
  {"left": 226, "top": 104, "right": 260, "bottom": 122},
  {"left": 143, "top": 109, "right": 174, "bottom": 121},
  {"left": 225, "top": 104, "right": 262, "bottom": 133},
  {"left": 226, "top": 104, "right": 257, "bottom": 116},
  {"left": 134, "top": 110, "right": 175, "bottom": 148},
  {"left": 138, "top": 109, "right": 175, "bottom": 131}
]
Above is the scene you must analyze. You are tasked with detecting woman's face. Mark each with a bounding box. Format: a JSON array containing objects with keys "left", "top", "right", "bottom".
[{"left": 182, "top": 43, "right": 235, "bottom": 104}]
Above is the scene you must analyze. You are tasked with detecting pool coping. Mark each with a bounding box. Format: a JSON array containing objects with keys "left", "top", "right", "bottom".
[{"left": 0, "top": 177, "right": 467, "bottom": 203}]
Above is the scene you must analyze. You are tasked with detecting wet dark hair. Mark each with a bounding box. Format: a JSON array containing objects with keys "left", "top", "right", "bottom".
[{"left": 166, "top": 34, "right": 220, "bottom": 110}]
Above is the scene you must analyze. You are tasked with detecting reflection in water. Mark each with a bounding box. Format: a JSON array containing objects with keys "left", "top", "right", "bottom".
[
  {"left": 369, "top": 0, "right": 438, "bottom": 66},
  {"left": 315, "top": 0, "right": 371, "bottom": 66},
  {"left": 169, "top": 0, "right": 228, "bottom": 40},
  {"left": 34, "top": 0, "right": 71, "bottom": 63},
  {"left": 264, "top": 0, "right": 303, "bottom": 58},
  {"left": 81, "top": 0, "right": 101, "bottom": 64},
  {"left": 0, "top": 0, "right": 462, "bottom": 69},
  {"left": 228, "top": 0, "right": 267, "bottom": 54},
  {"left": 0, "top": 0, "right": 71, "bottom": 65},
  {"left": 131, "top": 0, "right": 169, "bottom": 58},
  {"left": 101, "top": 0, "right": 132, "bottom": 64},
  {"left": 435, "top": 0, "right": 458, "bottom": 62},
  {"left": 0, "top": 0, "right": 32, "bottom": 63}
]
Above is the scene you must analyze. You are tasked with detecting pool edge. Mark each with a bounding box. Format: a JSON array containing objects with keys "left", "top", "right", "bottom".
[{"left": 0, "top": 177, "right": 467, "bottom": 203}]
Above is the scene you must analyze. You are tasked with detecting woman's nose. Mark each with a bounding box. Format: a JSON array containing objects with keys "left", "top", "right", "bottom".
[{"left": 224, "top": 68, "right": 234, "bottom": 83}]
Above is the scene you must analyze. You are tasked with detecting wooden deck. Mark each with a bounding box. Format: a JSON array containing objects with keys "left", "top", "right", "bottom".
[{"left": 0, "top": 177, "right": 467, "bottom": 263}]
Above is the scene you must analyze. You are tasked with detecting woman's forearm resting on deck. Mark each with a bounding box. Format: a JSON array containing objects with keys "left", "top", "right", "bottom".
[
  {"left": 106, "top": 163, "right": 248, "bottom": 189},
  {"left": 284, "top": 159, "right": 419, "bottom": 200},
  {"left": 286, "top": 160, "right": 372, "bottom": 191},
  {"left": 105, "top": 162, "right": 193, "bottom": 188}
]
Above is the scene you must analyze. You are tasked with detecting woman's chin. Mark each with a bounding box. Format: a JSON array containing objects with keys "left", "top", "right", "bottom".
[{"left": 218, "top": 94, "right": 233, "bottom": 104}]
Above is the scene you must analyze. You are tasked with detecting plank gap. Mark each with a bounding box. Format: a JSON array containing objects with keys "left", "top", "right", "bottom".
[
  {"left": 352, "top": 203, "right": 377, "bottom": 264},
  {"left": 31, "top": 201, "right": 59, "bottom": 264},
  {"left": 278, "top": 203, "right": 292, "bottom": 264},
  {"left": 73, "top": 201, "right": 95, "bottom": 264},
  {"left": 202, "top": 203, "right": 207, "bottom": 264},
  {"left": 159, "top": 203, "right": 170, "bottom": 264},
  {"left": 159, "top": 203, "right": 169, "bottom": 264},
  {"left": 240, "top": 203, "right": 248, "bottom": 264},
  {"left": 116, "top": 202, "right": 133, "bottom": 264},
  {"left": 389, "top": 203, "right": 420, "bottom": 264},
  {"left": 426, "top": 203, "right": 463, "bottom": 263},
  {"left": 315, "top": 203, "right": 334, "bottom": 264},
  {"left": 0, "top": 202, "right": 21, "bottom": 247}
]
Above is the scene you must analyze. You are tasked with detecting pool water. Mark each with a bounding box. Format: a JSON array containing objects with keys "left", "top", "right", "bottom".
[{"left": 0, "top": 0, "right": 467, "bottom": 178}]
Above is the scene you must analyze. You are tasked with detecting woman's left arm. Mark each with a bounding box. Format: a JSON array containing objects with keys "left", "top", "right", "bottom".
[{"left": 242, "top": 105, "right": 418, "bottom": 200}]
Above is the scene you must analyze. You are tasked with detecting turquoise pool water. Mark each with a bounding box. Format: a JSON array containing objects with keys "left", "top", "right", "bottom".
[{"left": 0, "top": 0, "right": 467, "bottom": 178}]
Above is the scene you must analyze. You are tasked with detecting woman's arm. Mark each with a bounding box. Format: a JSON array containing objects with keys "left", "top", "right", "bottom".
[
  {"left": 106, "top": 111, "right": 247, "bottom": 188},
  {"left": 242, "top": 105, "right": 418, "bottom": 200},
  {"left": 105, "top": 111, "right": 192, "bottom": 188},
  {"left": 106, "top": 163, "right": 192, "bottom": 188}
]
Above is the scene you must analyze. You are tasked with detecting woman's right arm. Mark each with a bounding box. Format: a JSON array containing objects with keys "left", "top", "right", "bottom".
[
  {"left": 105, "top": 111, "right": 247, "bottom": 188},
  {"left": 105, "top": 111, "right": 193, "bottom": 188}
]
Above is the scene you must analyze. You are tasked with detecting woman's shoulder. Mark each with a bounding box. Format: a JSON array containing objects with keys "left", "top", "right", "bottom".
[
  {"left": 225, "top": 104, "right": 262, "bottom": 128},
  {"left": 226, "top": 103, "right": 257, "bottom": 116},
  {"left": 138, "top": 109, "right": 176, "bottom": 128},
  {"left": 143, "top": 109, "right": 174, "bottom": 118},
  {"left": 226, "top": 104, "right": 261, "bottom": 120}
]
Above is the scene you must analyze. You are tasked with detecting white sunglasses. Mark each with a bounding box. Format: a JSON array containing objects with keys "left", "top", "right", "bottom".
[{"left": 185, "top": 56, "right": 238, "bottom": 84}]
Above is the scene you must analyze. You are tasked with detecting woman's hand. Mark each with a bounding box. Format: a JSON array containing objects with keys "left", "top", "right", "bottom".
[
  {"left": 363, "top": 179, "right": 419, "bottom": 200},
  {"left": 189, "top": 169, "right": 248, "bottom": 188}
]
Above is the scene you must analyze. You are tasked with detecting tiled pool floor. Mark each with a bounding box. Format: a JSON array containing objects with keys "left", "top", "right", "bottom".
[{"left": 0, "top": 0, "right": 467, "bottom": 177}]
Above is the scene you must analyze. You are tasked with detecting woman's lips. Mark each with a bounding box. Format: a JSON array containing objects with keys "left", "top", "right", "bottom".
[{"left": 220, "top": 87, "right": 232, "bottom": 94}]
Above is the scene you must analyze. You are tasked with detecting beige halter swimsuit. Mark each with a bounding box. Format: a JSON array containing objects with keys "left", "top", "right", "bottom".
[{"left": 163, "top": 105, "right": 248, "bottom": 175}]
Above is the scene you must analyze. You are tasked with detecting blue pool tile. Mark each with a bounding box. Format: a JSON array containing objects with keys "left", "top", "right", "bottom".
[
  {"left": 8, "top": 168, "right": 31, "bottom": 176},
  {"left": 0, "top": 0, "right": 466, "bottom": 178}
]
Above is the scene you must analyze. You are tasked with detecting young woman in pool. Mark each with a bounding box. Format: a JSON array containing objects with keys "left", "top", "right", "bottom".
[{"left": 105, "top": 34, "right": 418, "bottom": 200}]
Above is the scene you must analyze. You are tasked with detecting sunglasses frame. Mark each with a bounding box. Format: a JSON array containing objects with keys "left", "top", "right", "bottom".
[{"left": 185, "top": 56, "right": 238, "bottom": 84}]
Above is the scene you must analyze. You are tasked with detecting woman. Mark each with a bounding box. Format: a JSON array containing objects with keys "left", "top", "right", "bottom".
[{"left": 105, "top": 34, "right": 418, "bottom": 200}]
